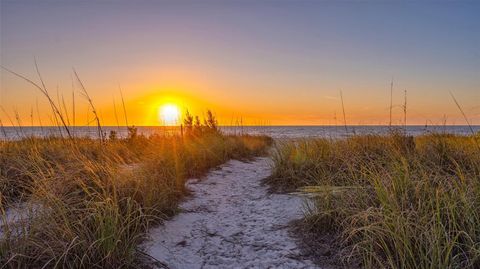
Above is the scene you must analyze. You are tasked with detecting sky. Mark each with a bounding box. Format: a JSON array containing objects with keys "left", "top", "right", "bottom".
[{"left": 1, "top": 0, "right": 479, "bottom": 126}]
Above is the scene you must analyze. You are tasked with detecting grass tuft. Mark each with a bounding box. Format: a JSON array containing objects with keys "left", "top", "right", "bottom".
[
  {"left": 1, "top": 132, "right": 272, "bottom": 268},
  {"left": 268, "top": 132, "right": 480, "bottom": 268}
]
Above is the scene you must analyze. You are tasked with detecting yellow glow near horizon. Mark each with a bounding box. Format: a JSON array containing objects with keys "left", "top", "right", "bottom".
[{"left": 158, "top": 104, "right": 180, "bottom": 125}]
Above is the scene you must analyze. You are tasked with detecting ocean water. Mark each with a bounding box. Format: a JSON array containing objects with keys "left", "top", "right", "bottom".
[{"left": 0, "top": 125, "right": 479, "bottom": 140}]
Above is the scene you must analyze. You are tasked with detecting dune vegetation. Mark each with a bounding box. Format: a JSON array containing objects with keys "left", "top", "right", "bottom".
[
  {"left": 0, "top": 116, "right": 272, "bottom": 268},
  {"left": 268, "top": 131, "right": 480, "bottom": 269}
]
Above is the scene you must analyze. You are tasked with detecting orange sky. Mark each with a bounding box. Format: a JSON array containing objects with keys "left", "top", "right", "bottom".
[
  {"left": 2, "top": 69, "right": 477, "bottom": 127},
  {"left": 1, "top": 1, "right": 479, "bottom": 126}
]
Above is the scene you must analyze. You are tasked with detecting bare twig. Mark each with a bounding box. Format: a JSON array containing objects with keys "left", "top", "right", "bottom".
[
  {"left": 30, "top": 106, "right": 34, "bottom": 127},
  {"left": 403, "top": 90, "right": 407, "bottom": 134},
  {"left": 72, "top": 90, "right": 76, "bottom": 133},
  {"left": 113, "top": 96, "right": 120, "bottom": 131},
  {"left": 119, "top": 86, "right": 129, "bottom": 127},
  {"left": 73, "top": 69, "right": 103, "bottom": 141},
  {"left": 340, "top": 90, "right": 348, "bottom": 134},
  {"left": 14, "top": 109, "right": 26, "bottom": 137},
  {"left": 61, "top": 91, "right": 71, "bottom": 127},
  {"left": 0, "top": 106, "right": 20, "bottom": 138},
  {"left": 450, "top": 91, "right": 480, "bottom": 150},
  {"left": 36, "top": 98, "right": 45, "bottom": 134},
  {"left": 0, "top": 63, "right": 72, "bottom": 138},
  {"left": 389, "top": 77, "right": 394, "bottom": 128},
  {"left": 0, "top": 119, "right": 7, "bottom": 139}
]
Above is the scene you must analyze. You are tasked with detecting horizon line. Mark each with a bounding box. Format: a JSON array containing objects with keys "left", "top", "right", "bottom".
[{"left": 2, "top": 124, "right": 479, "bottom": 128}]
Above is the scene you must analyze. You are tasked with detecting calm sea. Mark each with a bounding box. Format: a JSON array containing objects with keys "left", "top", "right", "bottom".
[{"left": 1, "top": 125, "right": 479, "bottom": 140}]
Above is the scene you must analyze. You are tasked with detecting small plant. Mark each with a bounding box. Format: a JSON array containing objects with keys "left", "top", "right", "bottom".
[
  {"left": 127, "top": 125, "right": 138, "bottom": 140},
  {"left": 183, "top": 110, "right": 194, "bottom": 135},
  {"left": 183, "top": 110, "right": 220, "bottom": 137},
  {"left": 109, "top": 130, "right": 118, "bottom": 141},
  {"left": 204, "top": 110, "right": 218, "bottom": 132}
]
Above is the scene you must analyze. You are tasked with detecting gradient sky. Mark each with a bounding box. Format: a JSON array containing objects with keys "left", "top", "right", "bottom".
[{"left": 1, "top": 0, "right": 479, "bottom": 126}]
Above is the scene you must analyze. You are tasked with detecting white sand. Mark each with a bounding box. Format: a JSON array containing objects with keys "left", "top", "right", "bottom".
[
  {"left": 1, "top": 202, "right": 40, "bottom": 239},
  {"left": 143, "top": 157, "right": 319, "bottom": 269}
]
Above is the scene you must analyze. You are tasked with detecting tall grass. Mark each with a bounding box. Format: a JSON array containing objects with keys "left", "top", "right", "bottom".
[
  {"left": 0, "top": 128, "right": 272, "bottom": 268},
  {"left": 268, "top": 131, "right": 480, "bottom": 268},
  {"left": 0, "top": 64, "right": 276, "bottom": 267}
]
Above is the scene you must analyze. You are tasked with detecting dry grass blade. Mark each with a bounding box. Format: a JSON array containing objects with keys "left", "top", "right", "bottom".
[
  {"left": 0, "top": 64, "right": 72, "bottom": 138},
  {"left": 450, "top": 91, "right": 480, "bottom": 151},
  {"left": 0, "top": 110, "right": 272, "bottom": 268},
  {"left": 72, "top": 69, "right": 103, "bottom": 141},
  {"left": 269, "top": 133, "right": 480, "bottom": 268}
]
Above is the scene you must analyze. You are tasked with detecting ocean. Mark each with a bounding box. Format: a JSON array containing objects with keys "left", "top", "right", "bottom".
[{"left": 1, "top": 125, "right": 479, "bottom": 140}]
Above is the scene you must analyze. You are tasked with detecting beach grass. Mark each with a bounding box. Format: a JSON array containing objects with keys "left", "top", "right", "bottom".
[
  {"left": 268, "top": 130, "right": 480, "bottom": 268},
  {"left": 0, "top": 127, "right": 272, "bottom": 268}
]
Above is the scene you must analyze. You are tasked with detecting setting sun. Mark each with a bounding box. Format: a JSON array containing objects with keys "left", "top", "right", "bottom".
[
  {"left": 2, "top": 1, "right": 480, "bottom": 268},
  {"left": 159, "top": 104, "right": 180, "bottom": 125}
]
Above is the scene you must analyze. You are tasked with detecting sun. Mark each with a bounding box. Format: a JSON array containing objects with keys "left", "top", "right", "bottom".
[{"left": 158, "top": 104, "right": 180, "bottom": 125}]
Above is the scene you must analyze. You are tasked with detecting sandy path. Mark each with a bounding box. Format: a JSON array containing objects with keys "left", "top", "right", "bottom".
[{"left": 143, "top": 157, "right": 318, "bottom": 269}]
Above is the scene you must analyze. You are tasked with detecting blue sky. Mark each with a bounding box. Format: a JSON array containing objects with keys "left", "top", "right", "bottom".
[{"left": 1, "top": 0, "right": 479, "bottom": 125}]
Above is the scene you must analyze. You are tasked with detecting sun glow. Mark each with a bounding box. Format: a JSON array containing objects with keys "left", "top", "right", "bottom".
[{"left": 159, "top": 104, "right": 180, "bottom": 125}]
